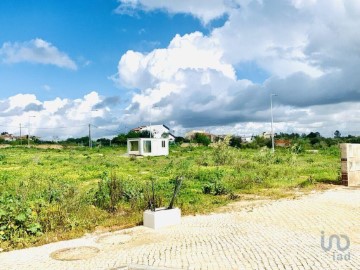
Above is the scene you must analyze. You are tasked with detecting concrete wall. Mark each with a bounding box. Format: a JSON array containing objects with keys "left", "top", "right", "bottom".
[{"left": 340, "top": 143, "right": 360, "bottom": 187}]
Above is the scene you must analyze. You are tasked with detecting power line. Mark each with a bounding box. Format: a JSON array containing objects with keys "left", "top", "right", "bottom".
[
  {"left": 33, "top": 125, "right": 88, "bottom": 130},
  {"left": 91, "top": 124, "right": 122, "bottom": 134}
]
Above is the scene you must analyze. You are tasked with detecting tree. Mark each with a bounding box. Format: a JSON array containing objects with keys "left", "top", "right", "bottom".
[
  {"left": 229, "top": 136, "right": 242, "bottom": 148},
  {"left": 111, "top": 133, "right": 127, "bottom": 146},
  {"left": 175, "top": 136, "right": 187, "bottom": 143},
  {"left": 307, "top": 132, "right": 321, "bottom": 138},
  {"left": 97, "top": 138, "right": 111, "bottom": 146},
  {"left": 334, "top": 130, "right": 341, "bottom": 138},
  {"left": 193, "top": 133, "right": 211, "bottom": 146},
  {"left": 139, "top": 130, "right": 151, "bottom": 138},
  {"left": 126, "top": 130, "right": 140, "bottom": 138}
]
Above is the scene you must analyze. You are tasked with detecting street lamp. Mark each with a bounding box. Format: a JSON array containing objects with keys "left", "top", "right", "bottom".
[
  {"left": 270, "top": 94, "right": 278, "bottom": 153},
  {"left": 28, "top": 115, "right": 36, "bottom": 148}
]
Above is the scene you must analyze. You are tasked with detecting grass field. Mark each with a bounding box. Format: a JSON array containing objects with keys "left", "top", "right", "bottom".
[{"left": 0, "top": 143, "right": 341, "bottom": 250}]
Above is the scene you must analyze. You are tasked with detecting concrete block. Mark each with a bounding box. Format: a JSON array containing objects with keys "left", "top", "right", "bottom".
[
  {"left": 143, "top": 208, "right": 181, "bottom": 229},
  {"left": 340, "top": 143, "right": 360, "bottom": 187}
]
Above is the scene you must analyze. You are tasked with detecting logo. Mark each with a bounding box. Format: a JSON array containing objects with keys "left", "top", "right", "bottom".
[{"left": 321, "top": 231, "right": 351, "bottom": 261}]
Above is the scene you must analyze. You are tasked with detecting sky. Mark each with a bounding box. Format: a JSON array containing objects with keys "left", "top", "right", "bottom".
[{"left": 0, "top": 0, "right": 359, "bottom": 140}]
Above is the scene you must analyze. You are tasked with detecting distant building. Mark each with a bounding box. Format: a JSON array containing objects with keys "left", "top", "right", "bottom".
[
  {"left": 131, "top": 124, "right": 176, "bottom": 142},
  {"left": 0, "top": 133, "right": 16, "bottom": 141},
  {"left": 241, "top": 136, "right": 254, "bottom": 143},
  {"left": 275, "top": 139, "right": 291, "bottom": 147},
  {"left": 261, "top": 132, "right": 272, "bottom": 139}
]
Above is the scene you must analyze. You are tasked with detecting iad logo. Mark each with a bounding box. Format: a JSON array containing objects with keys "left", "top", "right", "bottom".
[{"left": 321, "top": 231, "right": 351, "bottom": 261}]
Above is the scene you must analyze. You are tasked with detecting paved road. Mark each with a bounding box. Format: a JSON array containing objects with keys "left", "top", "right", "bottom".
[{"left": 1, "top": 187, "right": 359, "bottom": 270}]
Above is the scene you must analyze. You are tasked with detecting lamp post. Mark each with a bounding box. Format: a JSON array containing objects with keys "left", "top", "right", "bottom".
[
  {"left": 28, "top": 116, "right": 36, "bottom": 148},
  {"left": 270, "top": 94, "right": 277, "bottom": 153}
]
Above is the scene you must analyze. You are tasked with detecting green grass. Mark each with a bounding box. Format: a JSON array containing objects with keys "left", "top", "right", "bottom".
[{"left": 0, "top": 144, "right": 341, "bottom": 250}]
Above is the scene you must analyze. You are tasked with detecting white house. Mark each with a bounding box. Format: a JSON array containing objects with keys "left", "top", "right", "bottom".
[
  {"left": 261, "top": 132, "right": 272, "bottom": 139},
  {"left": 127, "top": 138, "right": 169, "bottom": 156},
  {"left": 132, "top": 125, "right": 176, "bottom": 142},
  {"left": 0, "top": 133, "right": 16, "bottom": 141},
  {"left": 241, "top": 136, "right": 254, "bottom": 143}
]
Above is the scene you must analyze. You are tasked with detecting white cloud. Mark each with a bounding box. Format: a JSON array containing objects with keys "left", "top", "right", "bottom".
[
  {"left": 0, "top": 38, "right": 77, "bottom": 70},
  {"left": 0, "top": 92, "right": 121, "bottom": 140},
  {"left": 116, "top": 32, "right": 235, "bottom": 89},
  {"left": 112, "top": 0, "right": 360, "bottom": 136},
  {"left": 115, "top": 0, "right": 233, "bottom": 24}
]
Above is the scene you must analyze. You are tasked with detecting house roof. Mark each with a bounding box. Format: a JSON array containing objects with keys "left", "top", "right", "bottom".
[{"left": 131, "top": 124, "right": 171, "bottom": 132}]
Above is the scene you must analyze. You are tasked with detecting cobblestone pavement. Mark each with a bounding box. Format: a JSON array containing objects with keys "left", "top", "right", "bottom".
[{"left": 1, "top": 187, "right": 359, "bottom": 270}]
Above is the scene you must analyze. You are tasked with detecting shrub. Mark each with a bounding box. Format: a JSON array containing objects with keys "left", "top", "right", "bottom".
[
  {"left": 0, "top": 194, "right": 42, "bottom": 241},
  {"left": 94, "top": 173, "right": 122, "bottom": 212},
  {"left": 212, "top": 136, "right": 235, "bottom": 165},
  {"left": 202, "top": 183, "right": 213, "bottom": 194},
  {"left": 193, "top": 133, "right": 211, "bottom": 146},
  {"left": 93, "top": 172, "right": 142, "bottom": 212},
  {"left": 214, "top": 180, "right": 228, "bottom": 195}
]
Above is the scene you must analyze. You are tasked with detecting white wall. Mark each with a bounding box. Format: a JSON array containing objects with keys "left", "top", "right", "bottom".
[{"left": 127, "top": 138, "right": 169, "bottom": 156}]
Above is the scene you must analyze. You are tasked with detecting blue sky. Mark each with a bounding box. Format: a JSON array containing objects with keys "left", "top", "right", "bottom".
[
  {"left": 0, "top": 0, "right": 208, "bottom": 100},
  {"left": 1, "top": 0, "right": 359, "bottom": 139}
]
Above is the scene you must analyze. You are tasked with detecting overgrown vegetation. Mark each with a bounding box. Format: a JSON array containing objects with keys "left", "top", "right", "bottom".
[{"left": 0, "top": 142, "right": 342, "bottom": 250}]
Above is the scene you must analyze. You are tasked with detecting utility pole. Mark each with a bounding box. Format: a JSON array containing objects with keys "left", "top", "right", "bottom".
[{"left": 270, "top": 94, "right": 277, "bottom": 153}]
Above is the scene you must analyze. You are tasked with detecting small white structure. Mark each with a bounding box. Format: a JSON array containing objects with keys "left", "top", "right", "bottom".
[
  {"left": 127, "top": 138, "right": 169, "bottom": 156},
  {"left": 143, "top": 208, "right": 181, "bottom": 229}
]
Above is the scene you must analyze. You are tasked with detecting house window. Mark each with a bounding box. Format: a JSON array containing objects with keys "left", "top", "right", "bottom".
[
  {"left": 130, "top": 141, "right": 139, "bottom": 151},
  {"left": 162, "top": 140, "right": 166, "bottom": 148},
  {"left": 143, "top": 140, "right": 152, "bottom": 153}
]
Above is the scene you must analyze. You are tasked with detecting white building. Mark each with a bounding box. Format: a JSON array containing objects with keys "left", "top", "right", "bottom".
[
  {"left": 261, "top": 132, "right": 272, "bottom": 139},
  {"left": 241, "top": 136, "right": 254, "bottom": 143},
  {"left": 127, "top": 138, "right": 169, "bottom": 156},
  {"left": 132, "top": 125, "right": 176, "bottom": 142}
]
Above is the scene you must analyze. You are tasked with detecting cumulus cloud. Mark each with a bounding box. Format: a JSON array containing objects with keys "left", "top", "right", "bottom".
[
  {"left": 116, "top": 32, "right": 235, "bottom": 89},
  {"left": 113, "top": 0, "right": 360, "bottom": 136},
  {"left": 0, "top": 92, "right": 121, "bottom": 140},
  {"left": 0, "top": 38, "right": 77, "bottom": 70}
]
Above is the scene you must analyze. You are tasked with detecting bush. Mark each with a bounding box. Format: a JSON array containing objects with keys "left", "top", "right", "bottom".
[
  {"left": 0, "top": 194, "right": 42, "bottom": 241},
  {"left": 212, "top": 136, "right": 235, "bottom": 165},
  {"left": 229, "top": 136, "right": 242, "bottom": 148},
  {"left": 93, "top": 173, "right": 110, "bottom": 210},
  {"left": 193, "top": 133, "right": 211, "bottom": 146},
  {"left": 214, "top": 181, "right": 229, "bottom": 195},
  {"left": 93, "top": 172, "right": 142, "bottom": 212},
  {"left": 202, "top": 183, "right": 213, "bottom": 194}
]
